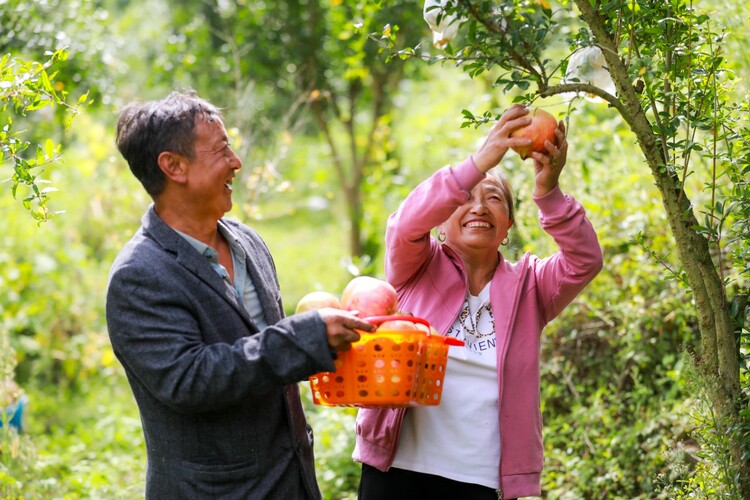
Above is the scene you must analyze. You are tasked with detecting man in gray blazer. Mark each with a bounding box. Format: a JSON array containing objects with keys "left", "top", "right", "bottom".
[{"left": 106, "top": 91, "right": 374, "bottom": 499}]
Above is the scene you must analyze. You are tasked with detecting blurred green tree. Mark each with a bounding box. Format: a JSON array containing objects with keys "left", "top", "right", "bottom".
[
  {"left": 0, "top": 50, "right": 83, "bottom": 221},
  {"left": 138, "top": 0, "right": 428, "bottom": 265},
  {"left": 1, "top": 0, "right": 118, "bottom": 219}
]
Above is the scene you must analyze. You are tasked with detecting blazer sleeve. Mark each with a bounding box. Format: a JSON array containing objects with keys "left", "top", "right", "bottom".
[{"left": 106, "top": 239, "right": 335, "bottom": 414}]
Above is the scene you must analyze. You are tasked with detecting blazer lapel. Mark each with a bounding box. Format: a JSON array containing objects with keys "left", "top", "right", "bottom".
[
  {"left": 141, "top": 206, "right": 259, "bottom": 333},
  {"left": 243, "top": 254, "right": 283, "bottom": 325}
]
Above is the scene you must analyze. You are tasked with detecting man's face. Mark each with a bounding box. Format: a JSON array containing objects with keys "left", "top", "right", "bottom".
[{"left": 184, "top": 117, "right": 242, "bottom": 219}]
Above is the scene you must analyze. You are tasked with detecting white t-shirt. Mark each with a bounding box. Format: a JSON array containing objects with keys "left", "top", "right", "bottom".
[{"left": 391, "top": 283, "right": 500, "bottom": 489}]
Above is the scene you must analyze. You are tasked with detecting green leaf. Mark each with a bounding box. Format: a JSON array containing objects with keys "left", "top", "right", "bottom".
[{"left": 44, "top": 139, "right": 56, "bottom": 160}]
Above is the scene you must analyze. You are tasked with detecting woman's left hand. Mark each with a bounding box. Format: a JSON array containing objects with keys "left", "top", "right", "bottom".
[{"left": 530, "top": 120, "right": 568, "bottom": 197}]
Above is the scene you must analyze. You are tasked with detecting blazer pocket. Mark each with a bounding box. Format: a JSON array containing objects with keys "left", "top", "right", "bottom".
[{"left": 179, "top": 456, "right": 258, "bottom": 498}]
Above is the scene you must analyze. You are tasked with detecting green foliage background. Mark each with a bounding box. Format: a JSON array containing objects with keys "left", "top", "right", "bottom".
[{"left": 1, "top": 0, "right": 748, "bottom": 498}]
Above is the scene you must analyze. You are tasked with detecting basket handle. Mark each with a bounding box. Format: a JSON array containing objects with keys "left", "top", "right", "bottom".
[
  {"left": 441, "top": 336, "right": 465, "bottom": 346},
  {"left": 361, "top": 315, "right": 465, "bottom": 347},
  {"left": 362, "top": 315, "right": 430, "bottom": 329}
]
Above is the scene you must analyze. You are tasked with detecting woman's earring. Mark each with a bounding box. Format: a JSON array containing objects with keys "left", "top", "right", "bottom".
[
  {"left": 501, "top": 236, "right": 509, "bottom": 246},
  {"left": 437, "top": 230, "right": 446, "bottom": 243}
]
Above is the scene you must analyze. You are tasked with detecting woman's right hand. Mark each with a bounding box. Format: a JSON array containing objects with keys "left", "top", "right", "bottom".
[
  {"left": 472, "top": 104, "right": 534, "bottom": 173},
  {"left": 531, "top": 119, "right": 568, "bottom": 197}
]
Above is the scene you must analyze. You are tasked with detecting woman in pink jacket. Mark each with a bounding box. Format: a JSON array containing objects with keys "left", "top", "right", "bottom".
[{"left": 353, "top": 105, "right": 603, "bottom": 499}]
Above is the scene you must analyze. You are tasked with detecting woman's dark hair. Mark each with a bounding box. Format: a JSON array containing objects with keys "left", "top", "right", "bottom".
[
  {"left": 486, "top": 168, "right": 515, "bottom": 224},
  {"left": 115, "top": 90, "right": 223, "bottom": 197}
]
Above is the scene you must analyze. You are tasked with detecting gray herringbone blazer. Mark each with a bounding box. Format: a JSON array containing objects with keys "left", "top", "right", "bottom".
[{"left": 106, "top": 206, "right": 334, "bottom": 499}]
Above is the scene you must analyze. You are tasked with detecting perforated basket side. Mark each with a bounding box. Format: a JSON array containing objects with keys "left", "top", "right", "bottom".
[
  {"left": 414, "top": 337, "right": 450, "bottom": 406},
  {"left": 309, "top": 355, "right": 350, "bottom": 406},
  {"left": 309, "top": 330, "right": 423, "bottom": 407}
]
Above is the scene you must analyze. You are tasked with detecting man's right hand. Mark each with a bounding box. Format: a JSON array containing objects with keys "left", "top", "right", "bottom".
[{"left": 317, "top": 308, "right": 375, "bottom": 352}]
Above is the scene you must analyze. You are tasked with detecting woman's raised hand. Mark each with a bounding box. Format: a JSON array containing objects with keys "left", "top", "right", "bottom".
[
  {"left": 472, "top": 104, "right": 533, "bottom": 174},
  {"left": 530, "top": 120, "right": 568, "bottom": 197}
]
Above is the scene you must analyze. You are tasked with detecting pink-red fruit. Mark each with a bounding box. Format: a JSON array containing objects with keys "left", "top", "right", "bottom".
[
  {"left": 340, "top": 276, "right": 399, "bottom": 318},
  {"left": 510, "top": 108, "right": 558, "bottom": 160},
  {"left": 295, "top": 291, "right": 341, "bottom": 314},
  {"left": 377, "top": 320, "right": 419, "bottom": 331}
]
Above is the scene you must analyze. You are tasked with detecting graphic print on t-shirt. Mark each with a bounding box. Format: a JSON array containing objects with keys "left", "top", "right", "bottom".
[{"left": 446, "top": 282, "right": 496, "bottom": 363}]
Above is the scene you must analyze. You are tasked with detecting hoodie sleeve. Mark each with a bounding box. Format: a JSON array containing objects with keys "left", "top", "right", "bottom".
[
  {"left": 530, "top": 186, "right": 603, "bottom": 325},
  {"left": 385, "top": 157, "right": 485, "bottom": 289}
]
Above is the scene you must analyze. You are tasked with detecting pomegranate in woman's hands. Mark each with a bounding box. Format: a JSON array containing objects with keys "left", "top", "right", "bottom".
[{"left": 510, "top": 108, "right": 558, "bottom": 160}]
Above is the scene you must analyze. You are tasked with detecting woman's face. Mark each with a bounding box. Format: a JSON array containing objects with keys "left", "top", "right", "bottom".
[{"left": 442, "top": 176, "right": 513, "bottom": 256}]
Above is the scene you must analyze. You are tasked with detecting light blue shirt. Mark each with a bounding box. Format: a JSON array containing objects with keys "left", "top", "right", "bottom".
[{"left": 175, "top": 221, "right": 268, "bottom": 329}]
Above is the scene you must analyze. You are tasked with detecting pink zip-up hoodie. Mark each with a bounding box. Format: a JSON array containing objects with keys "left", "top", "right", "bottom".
[{"left": 353, "top": 157, "right": 603, "bottom": 498}]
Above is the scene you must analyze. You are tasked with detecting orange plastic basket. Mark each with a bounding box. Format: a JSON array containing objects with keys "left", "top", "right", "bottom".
[{"left": 308, "top": 315, "right": 463, "bottom": 408}]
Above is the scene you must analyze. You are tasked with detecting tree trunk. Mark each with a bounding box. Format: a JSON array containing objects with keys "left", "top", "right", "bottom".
[
  {"left": 311, "top": 74, "right": 392, "bottom": 260},
  {"left": 574, "top": 1, "right": 749, "bottom": 495},
  {"left": 346, "top": 183, "right": 363, "bottom": 258}
]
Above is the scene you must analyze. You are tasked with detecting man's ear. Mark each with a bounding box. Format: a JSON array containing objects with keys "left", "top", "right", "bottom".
[{"left": 157, "top": 151, "right": 188, "bottom": 184}]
